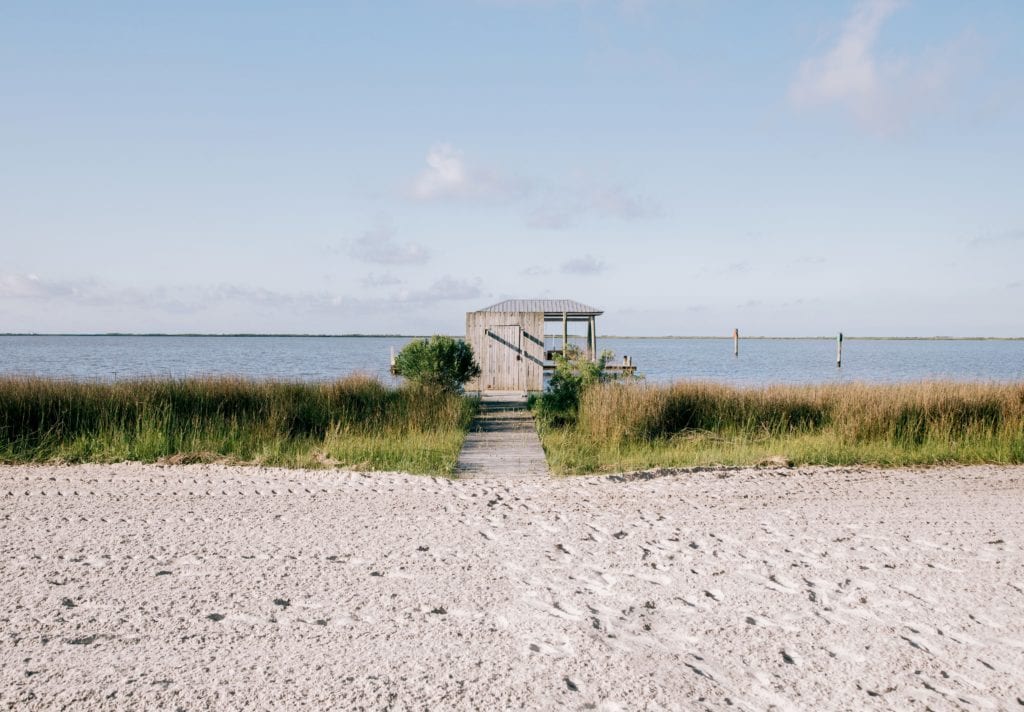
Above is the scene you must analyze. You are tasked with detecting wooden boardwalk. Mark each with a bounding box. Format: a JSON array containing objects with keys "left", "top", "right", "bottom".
[{"left": 455, "top": 391, "right": 550, "bottom": 479}]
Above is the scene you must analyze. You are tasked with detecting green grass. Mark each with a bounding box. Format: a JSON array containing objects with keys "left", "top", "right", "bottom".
[
  {"left": 0, "top": 375, "right": 477, "bottom": 475},
  {"left": 537, "top": 380, "right": 1024, "bottom": 475}
]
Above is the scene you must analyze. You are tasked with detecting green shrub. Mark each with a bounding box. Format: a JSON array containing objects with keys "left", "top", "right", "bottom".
[
  {"left": 533, "top": 346, "right": 615, "bottom": 427},
  {"left": 393, "top": 335, "right": 481, "bottom": 393}
]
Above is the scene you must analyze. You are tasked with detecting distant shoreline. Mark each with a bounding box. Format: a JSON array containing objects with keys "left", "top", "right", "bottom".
[{"left": 1, "top": 333, "right": 1022, "bottom": 341}]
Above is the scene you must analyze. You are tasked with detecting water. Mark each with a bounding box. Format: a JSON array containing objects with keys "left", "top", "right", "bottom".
[
  {"left": 588, "top": 338, "right": 1024, "bottom": 385},
  {"left": 0, "top": 336, "right": 413, "bottom": 383},
  {"left": 1, "top": 335, "right": 1022, "bottom": 385}
]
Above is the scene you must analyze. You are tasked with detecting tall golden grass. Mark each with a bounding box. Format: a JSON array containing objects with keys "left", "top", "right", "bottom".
[
  {"left": 540, "top": 381, "right": 1024, "bottom": 474},
  {"left": 0, "top": 375, "right": 477, "bottom": 474}
]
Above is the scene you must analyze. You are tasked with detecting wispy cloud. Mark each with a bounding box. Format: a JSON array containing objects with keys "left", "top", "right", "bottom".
[
  {"left": 0, "top": 272, "right": 484, "bottom": 320},
  {"left": 528, "top": 184, "right": 659, "bottom": 230},
  {"left": 397, "top": 276, "right": 484, "bottom": 303},
  {"left": 789, "top": 0, "right": 973, "bottom": 133},
  {"left": 0, "top": 273, "right": 75, "bottom": 300},
  {"left": 411, "top": 143, "right": 658, "bottom": 229},
  {"left": 411, "top": 144, "right": 524, "bottom": 201},
  {"left": 347, "top": 227, "right": 431, "bottom": 265},
  {"left": 560, "top": 255, "right": 607, "bottom": 275},
  {"left": 359, "top": 272, "right": 405, "bottom": 288},
  {"left": 412, "top": 144, "right": 469, "bottom": 200},
  {"left": 968, "top": 229, "right": 1024, "bottom": 247},
  {"left": 485, "top": 0, "right": 655, "bottom": 11},
  {"left": 0, "top": 273, "right": 196, "bottom": 313}
]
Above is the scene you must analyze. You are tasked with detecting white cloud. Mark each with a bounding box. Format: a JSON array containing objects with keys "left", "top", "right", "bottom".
[
  {"left": 529, "top": 184, "right": 658, "bottom": 229},
  {"left": 520, "top": 265, "right": 551, "bottom": 277},
  {"left": 0, "top": 273, "right": 257, "bottom": 314},
  {"left": 412, "top": 144, "right": 469, "bottom": 199},
  {"left": 560, "top": 255, "right": 607, "bottom": 275},
  {"left": 398, "top": 276, "right": 484, "bottom": 304},
  {"left": 789, "top": 0, "right": 969, "bottom": 132},
  {"left": 968, "top": 229, "right": 1024, "bottom": 247},
  {"left": 411, "top": 143, "right": 528, "bottom": 202},
  {"left": 0, "top": 272, "right": 484, "bottom": 326},
  {"left": 359, "top": 272, "right": 405, "bottom": 288},
  {"left": 410, "top": 143, "right": 658, "bottom": 228},
  {"left": 347, "top": 227, "right": 431, "bottom": 265},
  {"left": 0, "top": 273, "right": 72, "bottom": 299}
]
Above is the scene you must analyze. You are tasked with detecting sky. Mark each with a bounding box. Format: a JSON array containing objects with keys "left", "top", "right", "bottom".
[{"left": 2, "top": 0, "right": 1023, "bottom": 336}]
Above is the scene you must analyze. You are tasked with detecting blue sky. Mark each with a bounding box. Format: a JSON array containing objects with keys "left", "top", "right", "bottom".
[{"left": 2, "top": 0, "right": 1022, "bottom": 335}]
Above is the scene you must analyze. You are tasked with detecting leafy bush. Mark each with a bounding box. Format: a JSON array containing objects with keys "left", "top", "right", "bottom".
[
  {"left": 393, "top": 335, "right": 481, "bottom": 393},
  {"left": 533, "top": 345, "right": 616, "bottom": 427}
]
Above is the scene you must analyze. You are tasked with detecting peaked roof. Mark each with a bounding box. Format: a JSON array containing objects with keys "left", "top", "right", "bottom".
[{"left": 477, "top": 299, "right": 603, "bottom": 316}]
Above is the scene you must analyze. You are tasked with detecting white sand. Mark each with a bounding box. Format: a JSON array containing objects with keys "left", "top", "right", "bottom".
[{"left": 1, "top": 463, "right": 1022, "bottom": 710}]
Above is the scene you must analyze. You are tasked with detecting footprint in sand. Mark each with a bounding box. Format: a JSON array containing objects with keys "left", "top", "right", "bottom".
[
  {"left": 767, "top": 572, "right": 800, "bottom": 594},
  {"left": 526, "top": 638, "right": 574, "bottom": 658}
]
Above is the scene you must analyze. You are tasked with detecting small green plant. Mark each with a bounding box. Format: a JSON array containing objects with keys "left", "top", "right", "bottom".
[
  {"left": 533, "top": 345, "right": 615, "bottom": 427},
  {"left": 393, "top": 335, "right": 481, "bottom": 393}
]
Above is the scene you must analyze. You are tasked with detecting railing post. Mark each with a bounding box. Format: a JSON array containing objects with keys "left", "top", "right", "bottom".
[
  {"left": 587, "top": 316, "right": 596, "bottom": 361},
  {"left": 562, "top": 311, "right": 568, "bottom": 357}
]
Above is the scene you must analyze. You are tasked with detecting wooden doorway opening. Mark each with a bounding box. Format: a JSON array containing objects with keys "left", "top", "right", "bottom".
[{"left": 485, "top": 325, "right": 524, "bottom": 390}]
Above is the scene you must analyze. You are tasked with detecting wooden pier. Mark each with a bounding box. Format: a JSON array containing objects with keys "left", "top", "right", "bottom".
[{"left": 455, "top": 391, "right": 550, "bottom": 479}]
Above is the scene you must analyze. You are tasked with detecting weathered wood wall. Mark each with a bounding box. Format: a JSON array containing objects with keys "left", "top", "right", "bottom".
[{"left": 465, "top": 311, "right": 545, "bottom": 392}]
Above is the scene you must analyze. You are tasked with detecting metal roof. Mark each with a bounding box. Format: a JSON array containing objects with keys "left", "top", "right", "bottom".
[{"left": 477, "top": 299, "right": 603, "bottom": 317}]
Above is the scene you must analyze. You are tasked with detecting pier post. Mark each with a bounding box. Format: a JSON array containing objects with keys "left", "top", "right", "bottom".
[
  {"left": 733, "top": 328, "right": 739, "bottom": 357},
  {"left": 836, "top": 332, "right": 843, "bottom": 368},
  {"left": 586, "top": 317, "right": 594, "bottom": 361},
  {"left": 591, "top": 316, "right": 598, "bottom": 361},
  {"left": 562, "top": 311, "right": 568, "bottom": 358}
]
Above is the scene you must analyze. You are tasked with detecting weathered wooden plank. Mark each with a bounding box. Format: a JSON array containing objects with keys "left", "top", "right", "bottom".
[
  {"left": 466, "top": 311, "right": 545, "bottom": 392},
  {"left": 455, "top": 391, "right": 550, "bottom": 479}
]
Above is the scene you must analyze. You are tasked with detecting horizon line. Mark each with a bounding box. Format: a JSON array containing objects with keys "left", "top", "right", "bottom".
[{"left": 2, "top": 333, "right": 1023, "bottom": 341}]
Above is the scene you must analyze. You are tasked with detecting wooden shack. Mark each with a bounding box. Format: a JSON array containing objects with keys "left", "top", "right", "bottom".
[{"left": 465, "top": 299, "right": 604, "bottom": 392}]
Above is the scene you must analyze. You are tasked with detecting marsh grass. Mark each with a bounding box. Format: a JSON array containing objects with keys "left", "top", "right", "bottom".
[
  {"left": 539, "top": 381, "right": 1024, "bottom": 474},
  {"left": 0, "top": 375, "right": 477, "bottom": 474}
]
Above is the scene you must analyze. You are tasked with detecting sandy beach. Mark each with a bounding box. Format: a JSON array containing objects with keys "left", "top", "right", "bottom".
[{"left": 1, "top": 463, "right": 1022, "bottom": 710}]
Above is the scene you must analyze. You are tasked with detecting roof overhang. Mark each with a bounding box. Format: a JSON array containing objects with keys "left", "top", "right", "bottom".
[{"left": 475, "top": 299, "right": 603, "bottom": 319}]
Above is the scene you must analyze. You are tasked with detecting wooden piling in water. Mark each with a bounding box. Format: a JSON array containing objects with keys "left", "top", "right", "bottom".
[
  {"left": 836, "top": 332, "right": 843, "bottom": 368},
  {"left": 733, "top": 328, "right": 739, "bottom": 357}
]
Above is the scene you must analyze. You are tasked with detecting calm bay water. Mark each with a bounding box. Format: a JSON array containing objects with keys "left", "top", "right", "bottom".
[{"left": 1, "top": 335, "right": 1022, "bottom": 385}]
